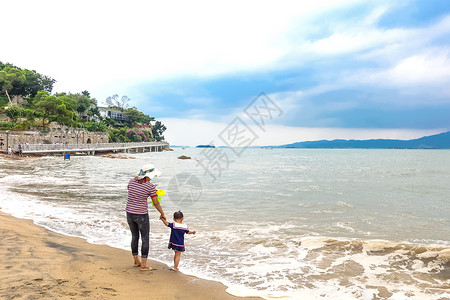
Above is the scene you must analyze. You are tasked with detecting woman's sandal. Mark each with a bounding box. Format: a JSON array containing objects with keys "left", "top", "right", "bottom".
[{"left": 140, "top": 266, "right": 152, "bottom": 271}]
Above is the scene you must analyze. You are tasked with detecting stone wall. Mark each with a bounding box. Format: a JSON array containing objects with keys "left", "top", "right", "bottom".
[{"left": 0, "top": 129, "right": 109, "bottom": 149}]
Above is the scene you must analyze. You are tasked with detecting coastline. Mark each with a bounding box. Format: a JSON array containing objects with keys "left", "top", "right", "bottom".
[
  {"left": 0, "top": 211, "right": 261, "bottom": 300},
  {"left": 2, "top": 151, "right": 449, "bottom": 299}
]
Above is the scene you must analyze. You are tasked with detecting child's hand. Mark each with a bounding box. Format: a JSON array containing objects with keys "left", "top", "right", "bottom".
[{"left": 191, "top": 230, "right": 196, "bottom": 234}]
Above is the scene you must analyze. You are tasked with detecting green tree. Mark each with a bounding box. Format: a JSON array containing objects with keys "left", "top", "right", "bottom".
[
  {"left": 152, "top": 121, "right": 166, "bottom": 141},
  {"left": 6, "top": 106, "right": 22, "bottom": 123},
  {"left": 102, "top": 116, "right": 113, "bottom": 125},
  {"left": 0, "top": 122, "right": 14, "bottom": 130},
  {"left": 56, "top": 92, "right": 92, "bottom": 114},
  {"left": 24, "top": 108, "right": 36, "bottom": 123},
  {"left": 0, "top": 94, "right": 8, "bottom": 107},
  {"left": 109, "top": 128, "right": 132, "bottom": 142},
  {"left": 124, "top": 107, "right": 154, "bottom": 127},
  {"left": 34, "top": 91, "right": 76, "bottom": 127},
  {"left": 0, "top": 62, "right": 55, "bottom": 101},
  {"left": 22, "top": 69, "right": 55, "bottom": 97},
  {"left": 84, "top": 120, "right": 108, "bottom": 132},
  {"left": 86, "top": 105, "right": 100, "bottom": 119},
  {"left": 0, "top": 67, "right": 25, "bottom": 104}
]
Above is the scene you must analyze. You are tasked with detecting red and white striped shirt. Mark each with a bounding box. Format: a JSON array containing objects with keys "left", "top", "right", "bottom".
[{"left": 125, "top": 178, "right": 157, "bottom": 214}]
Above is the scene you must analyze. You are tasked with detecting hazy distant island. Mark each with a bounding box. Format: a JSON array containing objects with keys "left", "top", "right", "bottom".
[{"left": 276, "top": 131, "right": 450, "bottom": 149}]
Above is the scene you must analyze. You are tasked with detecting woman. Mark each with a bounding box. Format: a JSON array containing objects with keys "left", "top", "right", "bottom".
[{"left": 126, "top": 164, "right": 166, "bottom": 271}]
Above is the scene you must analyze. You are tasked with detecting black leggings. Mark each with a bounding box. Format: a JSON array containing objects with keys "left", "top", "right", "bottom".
[{"left": 126, "top": 212, "right": 150, "bottom": 258}]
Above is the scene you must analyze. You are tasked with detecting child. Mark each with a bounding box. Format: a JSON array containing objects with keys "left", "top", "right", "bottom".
[{"left": 160, "top": 211, "right": 196, "bottom": 271}]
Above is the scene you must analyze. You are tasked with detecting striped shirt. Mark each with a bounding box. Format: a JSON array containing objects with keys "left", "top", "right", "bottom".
[{"left": 125, "top": 178, "right": 157, "bottom": 214}]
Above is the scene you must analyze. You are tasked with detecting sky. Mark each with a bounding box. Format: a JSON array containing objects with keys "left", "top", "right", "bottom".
[{"left": 2, "top": 0, "right": 450, "bottom": 146}]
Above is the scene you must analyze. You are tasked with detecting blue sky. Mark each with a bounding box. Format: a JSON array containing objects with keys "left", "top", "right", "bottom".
[{"left": 3, "top": 0, "right": 450, "bottom": 145}]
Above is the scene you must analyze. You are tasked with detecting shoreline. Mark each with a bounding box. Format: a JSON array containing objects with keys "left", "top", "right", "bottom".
[{"left": 0, "top": 211, "right": 261, "bottom": 300}]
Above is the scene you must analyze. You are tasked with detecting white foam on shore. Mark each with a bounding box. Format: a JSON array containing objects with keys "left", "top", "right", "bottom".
[{"left": 2, "top": 187, "right": 449, "bottom": 300}]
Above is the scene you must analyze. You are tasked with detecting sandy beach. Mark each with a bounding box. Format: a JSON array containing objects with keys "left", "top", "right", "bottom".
[{"left": 0, "top": 211, "right": 261, "bottom": 300}]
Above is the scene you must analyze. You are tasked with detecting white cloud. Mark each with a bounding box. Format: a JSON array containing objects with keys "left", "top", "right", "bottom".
[
  {"left": 286, "top": 4, "right": 408, "bottom": 59},
  {"left": 1, "top": 0, "right": 367, "bottom": 101},
  {"left": 337, "top": 49, "right": 450, "bottom": 101},
  {"left": 372, "top": 51, "right": 450, "bottom": 86},
  {"left": 277, "top": 14, "right": 450, "bottom": 105},
  {"left": 288, "top": 10, "right": 450, "bottom": 91},
  {"left": 3, "top": 0, "right": 450, "bottom": 133},
  {"left": 347, "top": 17, "right": 450, "bottom": 92},
  {"left": 299, "top": 27, "right": 409, "bottom": 57}
]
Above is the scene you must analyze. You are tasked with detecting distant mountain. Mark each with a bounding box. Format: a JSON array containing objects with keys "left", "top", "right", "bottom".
[{"left": 279, "top": 131, "right": 450, "bottom": 149}]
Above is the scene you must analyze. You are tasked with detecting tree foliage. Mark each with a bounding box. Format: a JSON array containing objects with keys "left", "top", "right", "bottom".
[
  {"left": 0, "top": 61, "right": 167, "bottom": 143},
  {"left": 6, "top": 105, "right": 22, "bottom": 122},
  {"left": 84, "top": 120, "right": 108, "bottom": 132},
  {"left": 0, "top": 66, "right": 25, "bottom": 103},
  {"left": 108, "top": 127, "right": 154, "bottom": 143},
  {"left": 0, "top": 62, "right": 55, "bottom": 103},
  {"left": 33, "top": 91, "right": 76, "bottom": 127},
  {"left": 55, "top": 92, "right": 96, "bottom": 115},
  {"left": 124, "top": 107, "right": 155, "bottom": 127},
  {"left": 152, "top": 121, "right": 166, "bottom": 141}
]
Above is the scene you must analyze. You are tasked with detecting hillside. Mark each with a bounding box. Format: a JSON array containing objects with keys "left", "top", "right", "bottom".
[{"left": 280, "top": 131, "right": 450, "bottom": 149}]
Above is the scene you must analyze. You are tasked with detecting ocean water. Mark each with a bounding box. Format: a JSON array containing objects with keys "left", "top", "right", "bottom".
[{"left": 0, "top": 148, "right": 449, "bottom": 299}]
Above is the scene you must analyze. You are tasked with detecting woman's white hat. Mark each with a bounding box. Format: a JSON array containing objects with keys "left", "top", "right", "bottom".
[{"left": 136, "top": 163, "right": 161, "bottom": 179}]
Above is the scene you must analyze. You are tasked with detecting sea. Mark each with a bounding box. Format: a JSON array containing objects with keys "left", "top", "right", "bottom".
[{"left": 0, "top": 148, "right": 449, "bottom": 300}]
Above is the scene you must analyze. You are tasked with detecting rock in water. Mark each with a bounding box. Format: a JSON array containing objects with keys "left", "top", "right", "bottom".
[{"left": 177, "top": 155, "right": 191, "bottom": 159}]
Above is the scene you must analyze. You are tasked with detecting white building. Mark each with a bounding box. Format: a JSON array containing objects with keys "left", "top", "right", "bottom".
[{"left": 98, "top": 107, "right": 126, "bottom": 122}]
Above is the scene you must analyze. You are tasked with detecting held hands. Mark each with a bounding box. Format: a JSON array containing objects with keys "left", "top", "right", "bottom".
[{"left": 160, "top": 214, "right": 168, "bottom": 226}]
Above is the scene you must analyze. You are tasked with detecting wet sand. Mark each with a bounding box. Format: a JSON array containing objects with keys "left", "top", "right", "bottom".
[{"left": 0, "top": 211, "right": 261, "bottom": 300}]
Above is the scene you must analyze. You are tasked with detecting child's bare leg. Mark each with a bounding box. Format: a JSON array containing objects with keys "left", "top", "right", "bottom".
[
  {"left": 173, "top": 250, "right": 181, "bottom": 271},
  {"left": 133, "top": 255, "right": 141, "bottom": 267}
]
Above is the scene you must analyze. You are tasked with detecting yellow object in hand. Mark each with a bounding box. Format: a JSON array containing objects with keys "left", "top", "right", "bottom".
[{"left": 152, "top": 189, "right": 165, "bottom": 206}]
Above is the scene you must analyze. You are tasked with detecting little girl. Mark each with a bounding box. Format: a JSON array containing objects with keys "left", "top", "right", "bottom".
[{"left": 160, "top": 211, "right": 196, "bottom": 271}]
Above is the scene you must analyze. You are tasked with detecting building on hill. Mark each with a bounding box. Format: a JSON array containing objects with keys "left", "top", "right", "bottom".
[{"left": 98, "top": 107, "right": 126, "bottom": 122}]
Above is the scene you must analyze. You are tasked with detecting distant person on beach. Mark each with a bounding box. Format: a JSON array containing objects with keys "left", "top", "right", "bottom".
[
  {"left": 8, "top": 146, "right": 12, "bottom": 155},
  {"left": 126, "top": 164, "right": 166, "bottom": 271},
  {"left": 160, "top": 210, "right": 196, "bottom": 271},
  {"left": 18, "top": 144, "right": 22, "bottom": 156}
]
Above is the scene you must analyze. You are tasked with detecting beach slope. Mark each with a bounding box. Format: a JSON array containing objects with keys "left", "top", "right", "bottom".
[{"left": 0, "top": 212, "right": 260, "bottom": 300}]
